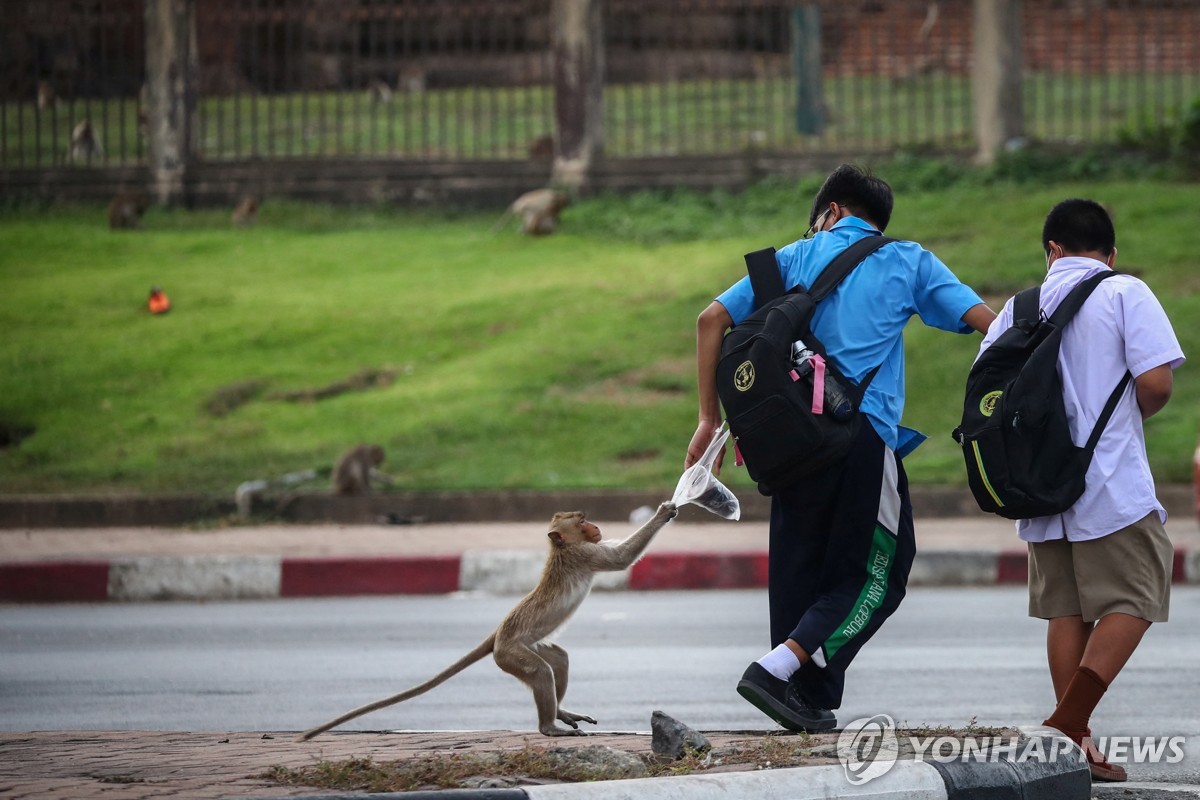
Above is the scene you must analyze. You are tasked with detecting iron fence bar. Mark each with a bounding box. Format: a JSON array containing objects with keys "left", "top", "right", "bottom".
[
  {"left": 471, "top": 8, "right": 481, "bottom": 160},
  {"left": 369, "top": 0, "right": 378, "bottom": 156},
  {"left": 386, "top": 0, "right": 396, "bottom": 156},
  {"left": 335, "top": 9, "right": 344, "bottom": 158},
  {"left": 502, "top": 11, "right": 513, "bottom": 159},
  {"left": 869, "top": 4, "right": 880, "bottom": 145},
  {"left": 253, "top": 0, "right": 261, "bottom": 157},
  {"left": 1064, "top": 8, "right": 1074, "bottom": 142},
  {"left": 1136, "top": 1, "right": 1147, "bottom": 131},
  {"left": 1151, "top": 0, "right": 1164, "bottom": 127},
  {"left": 117, "top": 8, "right": 129, "bottom": 167},
  {"left": 33, "top": 67, "right": 41, "bottom": 166},
  {"left": 268, "top": 0, "right": 277, "bottom": 159},
  {"left": 349, "top": 2, "right": 358, "bottom": 159},
  {"left": 285, "top": 5, "right": 295, "bottom": 157},
  {"left": 233, "top": 2, "right": 242, "bottom": 158}
]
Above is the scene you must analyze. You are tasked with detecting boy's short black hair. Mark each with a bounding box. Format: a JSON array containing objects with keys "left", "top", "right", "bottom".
[
  {"left": 809, "top": 164, "right": 894, "bottom": 232},
  {"left": 1042, "top": 198, "right": 1115, "bottom": 256}
]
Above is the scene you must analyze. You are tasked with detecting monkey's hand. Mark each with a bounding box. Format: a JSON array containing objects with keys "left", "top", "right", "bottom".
[{"left": 657, "top": 502, "right": 679, "bottom": 521}]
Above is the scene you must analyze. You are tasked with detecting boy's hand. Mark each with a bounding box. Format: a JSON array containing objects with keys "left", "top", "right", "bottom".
[{"left": 684, "top": 421, "right": 726, "bottom": 475}]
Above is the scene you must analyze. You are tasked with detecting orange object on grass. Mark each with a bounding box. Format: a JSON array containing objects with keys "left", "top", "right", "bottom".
[{"left": 148, "top": 286, "right": 171, "bottom": 314}]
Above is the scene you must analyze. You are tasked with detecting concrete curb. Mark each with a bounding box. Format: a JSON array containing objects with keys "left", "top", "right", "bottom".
[
  {"left": 2, "top": 484, "right": 1195, "bottom": 528},
  {"left": 2, "top": 547, "right": 1195, "bottom": 603},
  {"left": 269, "top": 762, "right": 947, "bottom": 800},
  {"left": 254, "top": 736, "right": 1090, "bottom": 799}
]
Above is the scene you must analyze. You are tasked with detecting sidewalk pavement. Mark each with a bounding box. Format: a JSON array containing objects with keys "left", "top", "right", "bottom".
[
  {"left": 0, "top": 728, "right": 1090, "bottom": 800},
  {"left": 2, "top": 508, "right": 1199, "bottom": 603}
]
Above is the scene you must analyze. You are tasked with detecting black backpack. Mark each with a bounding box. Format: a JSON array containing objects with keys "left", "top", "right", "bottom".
[
  {"left": 953, "top": 271, "right": 1131, "bottom": 519},
  {"left": 717, "top": 235, "right": 895, "bottom": 496}
]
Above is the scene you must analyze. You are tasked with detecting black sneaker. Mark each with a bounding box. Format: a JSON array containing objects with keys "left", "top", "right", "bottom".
[{"left": 736, "top": 662, "right": 837, "bottom": 732}]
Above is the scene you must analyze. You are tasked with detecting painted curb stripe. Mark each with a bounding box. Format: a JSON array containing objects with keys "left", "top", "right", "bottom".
[
  {"left": 996, "top": 551, "right": 1028, "bottom": 584},
  {"left": 1, "top": 549, "right": 1196, "bottom": 603},
  {"left": 109, "top": 555, "right": 282, "bottom": 601},
  {"left": 0, "top": 561, "right": 109, "bottom": 602},
  {"left": 280, "top": 556, "right": 461, "bottom": 597},
  {"left": 629, "top": 552, "right": 769, "bottom": 590}
]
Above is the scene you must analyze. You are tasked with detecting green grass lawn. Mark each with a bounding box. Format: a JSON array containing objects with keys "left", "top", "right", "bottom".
[{"left": 1, "top": 172, "right": 1197, "bottom": 497}]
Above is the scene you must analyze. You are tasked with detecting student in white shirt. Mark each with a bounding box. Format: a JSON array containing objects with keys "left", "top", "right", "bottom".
[{"left": 976, "top": 198, "right": 1184, "bottom": 782}]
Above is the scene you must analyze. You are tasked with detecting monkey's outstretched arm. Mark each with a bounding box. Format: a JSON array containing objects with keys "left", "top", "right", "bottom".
[
  {"left": 298, "top": 634, "right": 495, "bottom": 741},
  {"left": 589, "top": 502, "right": 677, "bottom": 572}
]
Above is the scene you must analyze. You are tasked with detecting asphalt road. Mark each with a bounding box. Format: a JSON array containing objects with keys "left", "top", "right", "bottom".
[{"left": 1, "top": 587, "right": 1198, "bottom": 785}]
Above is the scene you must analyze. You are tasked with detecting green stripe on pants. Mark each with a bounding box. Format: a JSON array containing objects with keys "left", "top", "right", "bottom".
[{"left": 823, "top": 525, "right": 897, "bottom": 661}]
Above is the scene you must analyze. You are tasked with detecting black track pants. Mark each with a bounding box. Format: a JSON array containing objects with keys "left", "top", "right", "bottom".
[{"left": 767, "top": 423, "right": 916, "bottom": 711}]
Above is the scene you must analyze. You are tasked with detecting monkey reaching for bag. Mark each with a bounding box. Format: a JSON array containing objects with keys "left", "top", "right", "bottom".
[{"left": 299, "top": 501, "right": 679, "bottom": 740}]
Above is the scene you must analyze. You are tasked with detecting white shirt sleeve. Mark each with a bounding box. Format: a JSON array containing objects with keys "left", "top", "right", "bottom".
[{"left": 1116, "top": 278, "right": 1186, "bottom": 378}]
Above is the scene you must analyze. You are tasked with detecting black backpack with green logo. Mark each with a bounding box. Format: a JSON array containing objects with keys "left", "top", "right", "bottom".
[
  {"left": 717, "top": 236, "right": 895, "bottom": 496},
  {"left": 953, "top": 271, "right": 1131, "bottom": 519}
]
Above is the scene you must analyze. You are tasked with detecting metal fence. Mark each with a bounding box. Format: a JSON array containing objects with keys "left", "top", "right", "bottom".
[{"left": 1, "top": 0, "right": 1198, "bottom": 168}]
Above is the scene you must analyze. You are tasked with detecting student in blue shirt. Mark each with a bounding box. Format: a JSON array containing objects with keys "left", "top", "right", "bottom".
[{"left": 685, "top": 164, "right": 995, "bottom": 732}]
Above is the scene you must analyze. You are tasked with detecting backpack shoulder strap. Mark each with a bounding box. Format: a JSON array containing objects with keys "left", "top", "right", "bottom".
[
  {"left": 1045, "top": 270, "right": 1129, "bottom": 454},
  {"left": 1085, "top": 372, "right": 1133, "bottom": 453},
  {"left": 1013, "top": 286, "right": 1041, "bottom": 325},
  {"left": 1047, "top": 270, "right": 1121, "bottom": 327},
  {"left": 744, "top": 235, "right": 898, "bottom": 310},
  {"left": 744, "top": 247, "right": 785, "bottom": 309},
  {"left": 806, "top": 235, "right": 897, "bottom": 303}
]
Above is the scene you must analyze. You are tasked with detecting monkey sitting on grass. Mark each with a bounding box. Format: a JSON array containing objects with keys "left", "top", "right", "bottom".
[
  {"left": 299, "top": 501, "right": 678, "bottom": 740},
  {"left": 331, "top": 444, "right": 392, "bottom": 496}
]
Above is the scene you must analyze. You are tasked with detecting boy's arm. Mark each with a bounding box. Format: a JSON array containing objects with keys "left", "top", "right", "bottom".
[
  {"left": 686, "top": 301, "right": 733, "bottom": 471},
  {"left": 961, "top": 302, "right": 997, "bottom": 334},
  {"left": 1134, "top": 364, "right": 1173, "bottom": 419}
]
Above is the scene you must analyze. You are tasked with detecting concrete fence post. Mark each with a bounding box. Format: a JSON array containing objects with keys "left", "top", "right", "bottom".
[
  {"left": 551, "top": 0, "right": 604, "bottom": 193},
  {"left": 144, "top": 0, "right": 198, "bottom": 206},
  {"left": 792, "top": 5, "right": 824, "bottom": 136},
  {"left": 972, "top": 0, "right": 1024, "bottom": 164}
]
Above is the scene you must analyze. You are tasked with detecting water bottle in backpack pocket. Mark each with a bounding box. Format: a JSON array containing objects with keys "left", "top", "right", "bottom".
[{"left": 717, "top": 239, "right": 894, "bottom": 496}]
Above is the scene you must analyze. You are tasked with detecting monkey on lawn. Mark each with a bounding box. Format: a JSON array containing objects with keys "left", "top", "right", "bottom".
[
  {"left": 299, "top": 501, "right": 678, "bottom": 740},
  {"left": 108, "top": 191, "right": 149, "bottom": 230},
  {"left": 231, "top": 195, "right": 258, "bottom": 227},
  {"left": 493, "top": 188, "right": 570, "bottom": 236},
  {"left": 331, "top": 444, "right": 392, "bottom": 496}
]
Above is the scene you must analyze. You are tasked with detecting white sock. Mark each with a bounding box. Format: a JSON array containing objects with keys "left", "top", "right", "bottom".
[{"left": 757, "top": 643, "right": 801, "bottom": 681}]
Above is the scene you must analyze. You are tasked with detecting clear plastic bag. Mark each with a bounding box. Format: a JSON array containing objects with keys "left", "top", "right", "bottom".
[{"left": 672, "top": 423, "right": 741, "bottom": 520}]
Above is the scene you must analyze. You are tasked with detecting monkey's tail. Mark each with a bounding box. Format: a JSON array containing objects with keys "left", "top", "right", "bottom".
[
  {"left": 489, "top": 209, "right": 514, "bottom": 235},
  {"left": 297, "top": 635, "right": 495, "bottom": 742}
]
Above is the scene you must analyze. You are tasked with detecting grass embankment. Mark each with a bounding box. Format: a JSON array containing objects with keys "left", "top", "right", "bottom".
[{"left": 1, "top": 167, "right": 1196, "bottom": 496}]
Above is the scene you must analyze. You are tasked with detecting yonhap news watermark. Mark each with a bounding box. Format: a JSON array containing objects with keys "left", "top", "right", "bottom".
[{"left": 836, "top": 714, "right": 1187, "bottom": 786}]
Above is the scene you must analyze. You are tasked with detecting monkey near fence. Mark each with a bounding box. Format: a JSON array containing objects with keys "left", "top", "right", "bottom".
[
  {"left": 108, "top": 192, "right": 149, "bottom": 230},
  {"left": 231, "top": 195, "right": 258, "bottom": 227},
  {"left": 495, "top": 188, "right": 571, "bottom": 236},
  {"left": 69, "top": 120, "right": 103, "bottom": 164}
]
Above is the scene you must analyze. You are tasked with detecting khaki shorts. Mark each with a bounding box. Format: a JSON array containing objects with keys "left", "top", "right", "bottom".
[{"left": 1028, "top": 512, "right": 1172, "bottom": 623}]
